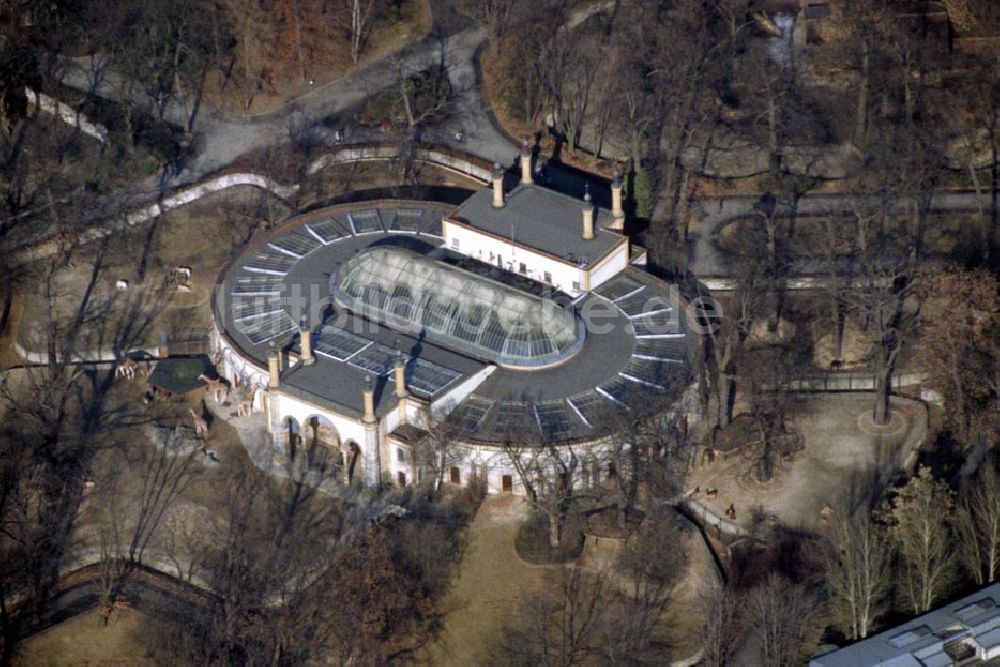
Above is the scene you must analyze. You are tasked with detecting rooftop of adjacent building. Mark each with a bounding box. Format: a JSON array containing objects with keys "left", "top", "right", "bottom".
[
  {"left": 449, "top": 183, "right": 625, "bottom": 268},
  {"left": 811, "top": 582, "right": 1000, "bottom": 667}
]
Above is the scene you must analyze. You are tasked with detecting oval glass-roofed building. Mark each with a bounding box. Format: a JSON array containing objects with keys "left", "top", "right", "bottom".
[{"left": 212, "top": 175, "right": 694, "bottom": 494}]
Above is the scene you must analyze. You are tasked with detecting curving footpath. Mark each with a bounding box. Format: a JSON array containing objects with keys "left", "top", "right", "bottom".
[{"left": 686, "top": 189, "right": 994, "bottom": 283}]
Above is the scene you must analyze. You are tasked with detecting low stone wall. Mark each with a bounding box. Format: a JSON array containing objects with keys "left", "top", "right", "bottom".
[
  {"left": 25, "top": 87, "right": 109, "bottom": 143},
  {"left": 681, "top": 495, "right": 747, "bottom": 538},
  {"left": 125, "top": 172, "right": 298, "bottom": 226},
  {"left": 13, "top": 343, "right": 162, "bottom": 365},
  {"left": 308, "top": 143, "right": 493, "bottom": 184},
  {"left": 8, "top": 172, "right": 299, "bottom": 267}
]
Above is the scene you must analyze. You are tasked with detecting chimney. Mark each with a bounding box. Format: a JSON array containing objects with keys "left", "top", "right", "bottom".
[
  {"left": 520, "top": 139, "right": 533, "bottom": 185},
  {"left": 394, "top": 352, "right": 408, "bottom": 425},
  {"left": 492, "top": 162, "right": 505, "bottom": 208},
  {"left": 362, "top": 374, "right": 376, "bottom": 424},
  {"left": 394, "top": 352, "right": 408, "bottom": 400},
  {"left": 299, "top": 316, "right": 314, "bottom": 366},
  {"left": 582, "top": 184, "right": 595, "bottom": 240},
  {"left": 611, "top": 170, "right": 625, "bottom": 231},
  {"left": 267, "top": 341, "right": 281, "bottom": 388}
]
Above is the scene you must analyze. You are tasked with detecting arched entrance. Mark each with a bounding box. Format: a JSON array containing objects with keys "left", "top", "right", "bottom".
[
  {"left": 285, "top": 416, "right": 301, "bottom": 459},
  {"left": 304, "top": 415, "right": 341, "bottom": 475},
  {"left": 344, "top": 441, "right": 362, "bottom": 486}
]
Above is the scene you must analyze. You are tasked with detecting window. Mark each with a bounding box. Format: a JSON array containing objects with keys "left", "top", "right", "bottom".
[
  {"left": 397, "top": 447, "right": 406, "bottom": 463},
  {"left": 397, "top": 471, "right": 407, "bottom": 487},
  {"left": 451, "top": 237, "right": 460, "bottom": 249},
  {"left": 519, "top": 262, "right": 527, "bottom": 275},
  {"left": 450, "top": 466, "right": 461, "bottom": 484},
  {"left": 543, "top": 271, "right": 552, "bottom": 283},
  {"left": 572, "top": 281, "right": 581, "bottom": 292},
  {"left": 502, "top": 475, "right": 513, "bottom": 493},
  {"left": 496, "top": 254, "right": 502, "bottom": 268}
]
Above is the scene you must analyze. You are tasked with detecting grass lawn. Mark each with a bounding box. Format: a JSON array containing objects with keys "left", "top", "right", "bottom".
[
  {"left": 426, "top": 496, "right": 547, "bottom": 666},
  {"left": 15, "top": 608, "right": 156, "bottom": 666}
]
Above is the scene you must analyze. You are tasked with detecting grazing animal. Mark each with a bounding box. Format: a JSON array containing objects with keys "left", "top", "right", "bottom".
[
  {"left": 705, "top": 488, "right": 718, "bottom": 498},
  {"left": 188, "top": 408, "right": 209, "bottom": 439},
  {"left": 198, "top": 374, "right": 229, "bottom": 403},
  {"left": 820, "top": 503, "right": 835, "bottom": 521},
  {"left": 236, "top": 386, "right": 256, "bottom": 417},
  {"left": 829, "top": 359, "right": 843, "bottom": 370}
]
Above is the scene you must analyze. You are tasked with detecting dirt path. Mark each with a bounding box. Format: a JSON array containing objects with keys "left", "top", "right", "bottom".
[{"left": 426, "top": 496, "right": 544, "bottom": 666}]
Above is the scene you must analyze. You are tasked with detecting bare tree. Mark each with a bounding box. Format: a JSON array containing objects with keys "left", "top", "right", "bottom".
[
  {"left": 503, "top": 430, "right": 581, "bottom": 549},
  {"left": 699, "top": 583, "right": 746, "bottom": 667},
  {"left": 412, "top": 419, "right": 463, "bottom": 500},
  {"left": 740, "top": 345, "right": 797, "bottom": 482},
  {"left": 492, "top": 567, "right": 610, "bottom": 666},
  {"left": 956, "top": 458, "right": 1000, "bottom": 586},
  {"left": 915, "top": 263, "right": 999, "bottom": 444},
  {"left": 334, "top": 0, "right": 380, "bottom": 65},
  {"left": 883, "top": 466, "right": 955, "bottom": 614},
  {"left": 820, "top": 505, "right": 892, "bottom": 640},
  {"left": 746, "top": 572, "right": 819, "bottom": 667},
  {"left": 839, "top": 246, "right": 916, "bottom": 425},
  {"left": 604, "top": 507, "right": 688, "bottom": 662}
]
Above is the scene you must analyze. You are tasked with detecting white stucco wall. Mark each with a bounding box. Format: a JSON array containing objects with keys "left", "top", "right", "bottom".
[
  {"left": 442, "top": 220, "right": 586, "bottom": 295},
  {"left": 214, "top": 329, "right": 269, "bottom": 413},
  {"left": 270, "top": 391, "right": 368, "bottom": 448},
  {"left": 429, "top": 366, "right": 495, "bottom": 422},
  {"left": 588, "top": 243, "right": 629, "bottom": 290}
]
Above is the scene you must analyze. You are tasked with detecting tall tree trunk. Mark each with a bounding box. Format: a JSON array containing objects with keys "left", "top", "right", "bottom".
[
  {"left": 874, "top": 357, "right": 891, "bottom": 425},
  {"left": 292, "top": 0, "right": 304, "bottom": 81},
  {"left": 830, "top": 296, "right": 843, "bottom": 362},
  {"left": 949, "top": 349, "right": 967, "bottom": 437},
  {"left": 854, "top": 49, "right": 870, "bottom": 156},
  {"left": 398, "top": 63, "right": 415, "bottom": 128}
]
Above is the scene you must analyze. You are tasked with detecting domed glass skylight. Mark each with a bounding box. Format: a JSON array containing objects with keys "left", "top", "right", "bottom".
[{"left": 332, "top": 247, "right": 584, "bottom": 368}]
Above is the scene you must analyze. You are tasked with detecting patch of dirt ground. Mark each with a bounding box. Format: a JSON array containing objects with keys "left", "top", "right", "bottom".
[{"left": 688, "top": 393, "right": 924, "bottom": 531}]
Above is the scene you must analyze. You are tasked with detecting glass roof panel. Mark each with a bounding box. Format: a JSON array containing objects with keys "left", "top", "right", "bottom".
[{"left": 332, "top": 247, "right": 584, "bottom": 368}]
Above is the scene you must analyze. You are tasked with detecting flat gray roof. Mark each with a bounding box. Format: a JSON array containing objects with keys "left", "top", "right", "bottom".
[
  {"left": 811, "top": 582, "right": 1000, "bottom": 667},
  {"left": 450, "top": 185, "right": 625, "bottom": 267}
]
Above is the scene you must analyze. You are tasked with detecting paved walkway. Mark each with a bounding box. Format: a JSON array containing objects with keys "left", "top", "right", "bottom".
[
  {"left": 57, "top": 12, "right": 516, "bottom": 192},
  {"left": 685, "top": 189, "right": 994, "bottom": 279}
]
